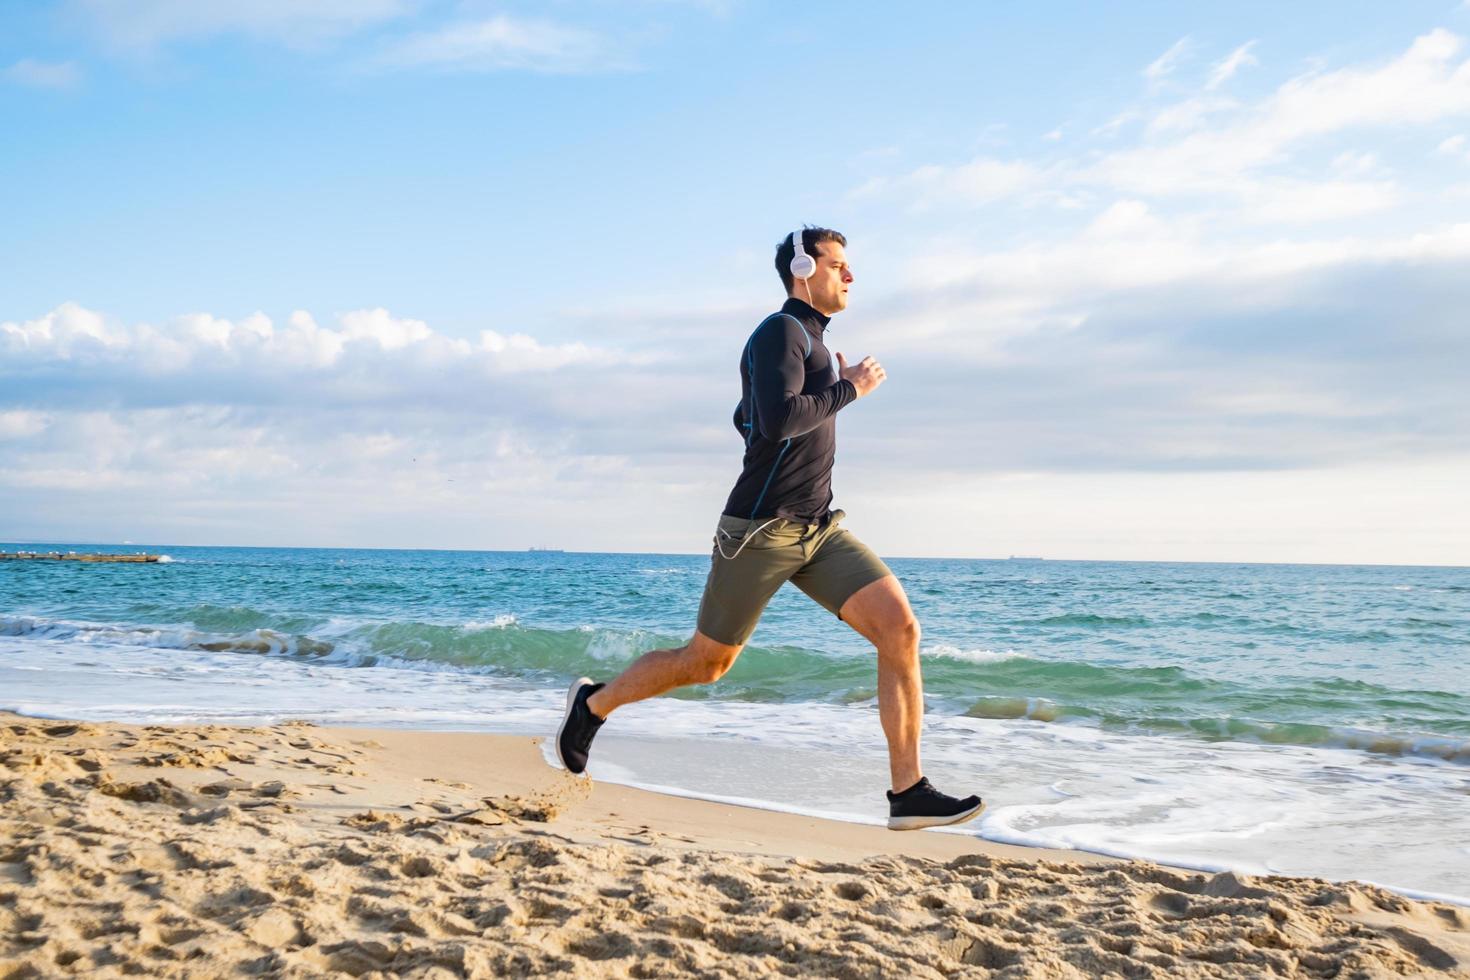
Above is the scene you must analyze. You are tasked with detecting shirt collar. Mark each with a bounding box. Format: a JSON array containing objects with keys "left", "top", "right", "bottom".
[{"left": 781, "top": 296, "right": 831, "bottom": 332}]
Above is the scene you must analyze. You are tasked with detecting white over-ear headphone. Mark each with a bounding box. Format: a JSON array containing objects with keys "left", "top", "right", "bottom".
[{"left": 789, "top": 228, "right": 816, "bottom": 280}]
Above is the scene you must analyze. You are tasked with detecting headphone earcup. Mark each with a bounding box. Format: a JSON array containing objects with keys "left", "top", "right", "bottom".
[{"left": 790, "top": 253, "right": 816, "bottom": 279}]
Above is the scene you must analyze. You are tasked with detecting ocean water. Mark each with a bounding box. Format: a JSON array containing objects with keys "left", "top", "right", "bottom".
[{"left": 2, "top": 543, "right": 1468, "bottom": 902}]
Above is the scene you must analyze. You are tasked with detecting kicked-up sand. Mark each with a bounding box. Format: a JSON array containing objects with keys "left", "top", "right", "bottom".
[{"left": 2, "top": 711, "right": 1468, "bottom": 978}]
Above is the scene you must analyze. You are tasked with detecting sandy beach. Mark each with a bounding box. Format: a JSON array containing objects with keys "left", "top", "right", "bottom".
[{"left": 2, "top": 711, "right": 1467, "bottom": 978}]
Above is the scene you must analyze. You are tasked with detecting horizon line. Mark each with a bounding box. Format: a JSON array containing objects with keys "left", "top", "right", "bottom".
[{"left": 0, "top": 539, "right": 1465, "bottom": 571}]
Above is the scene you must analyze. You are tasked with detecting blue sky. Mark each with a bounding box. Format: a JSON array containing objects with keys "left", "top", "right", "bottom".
[{"left": 3, "top": 1, "right": 1469, "bottom": 563}]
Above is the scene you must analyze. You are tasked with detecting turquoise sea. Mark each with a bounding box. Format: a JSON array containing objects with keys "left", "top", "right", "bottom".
[{"left": 2, "top": 543, "right": 1468, "bottom": 901}]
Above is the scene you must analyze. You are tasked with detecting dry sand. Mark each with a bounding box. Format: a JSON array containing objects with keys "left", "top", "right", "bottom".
[{"left": 2, "top": 711, "right": 1467, "bottom": 978}]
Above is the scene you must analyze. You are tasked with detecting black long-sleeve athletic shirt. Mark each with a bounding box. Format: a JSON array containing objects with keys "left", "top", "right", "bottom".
[{"left": 722, "top": 297, "right": 858, "bottom": 522}]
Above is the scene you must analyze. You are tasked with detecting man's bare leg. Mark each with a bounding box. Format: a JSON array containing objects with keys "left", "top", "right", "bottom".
[
  {"left": 838, "top": 575, "right": 924, "bottom": 793},
  {"left": 586, "top": 630, "right": 744, "bottom": 719}
]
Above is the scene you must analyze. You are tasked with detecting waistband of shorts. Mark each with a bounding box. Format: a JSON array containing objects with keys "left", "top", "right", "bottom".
[{"left": 718, "top": 509, "right": 843, "bottom": 534}]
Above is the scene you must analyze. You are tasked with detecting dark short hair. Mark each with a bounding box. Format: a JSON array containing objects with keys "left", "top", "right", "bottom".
[{"left": 775, "top": 226, "right": 847, "bottom": 294}]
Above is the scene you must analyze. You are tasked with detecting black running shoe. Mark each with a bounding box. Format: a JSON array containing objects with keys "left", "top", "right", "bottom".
[
  {"left": 886, "top": 777, "right": 985, "bottom": 831},
  {"left": 555, "top": 676, "right": 606, "bottom": 775}
]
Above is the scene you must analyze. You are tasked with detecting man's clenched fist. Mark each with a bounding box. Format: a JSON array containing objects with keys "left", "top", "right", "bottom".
[{"left": 836, "top": 351, "right": 887, "bottom": 398}]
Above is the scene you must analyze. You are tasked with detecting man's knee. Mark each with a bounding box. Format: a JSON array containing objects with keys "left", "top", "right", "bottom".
[
  {"left": 684, "top": 630, "right": 743, "bottom": 684},
  {"left": 841, "top": 576, "right": 920, "bottom": 651},
  {"left": 876, "top": 615, "right": 921, "bottom": 659}
]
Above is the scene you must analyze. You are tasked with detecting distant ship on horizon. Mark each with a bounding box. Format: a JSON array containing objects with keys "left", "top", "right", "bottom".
[
  {"left": 528, "top": 547, "right": 566, "bottom": 553},
  {"left": 1008, "top": 555, "right": 1045, "bottom": 560}
]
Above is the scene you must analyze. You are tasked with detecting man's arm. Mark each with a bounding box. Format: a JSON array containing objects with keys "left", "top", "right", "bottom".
[{"left": 749, "top": 317, "right": 857, "bottom": 441}]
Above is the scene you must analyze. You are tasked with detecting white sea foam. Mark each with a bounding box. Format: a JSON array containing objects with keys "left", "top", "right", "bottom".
[
  {"left": 156, "top": 555, "right": 175, "bottom": 563},
  {"left": 583, "top": 629, "right": 652, "bottom": 661},
  {"left": 464, "top": 614, "right": 518, "bottom": 630},
  {"left": 923, "top": 643, "right": 1021, "bottom": 664},
  {"left": 0, "top": 615, "right": 332, "bottom": 659}
]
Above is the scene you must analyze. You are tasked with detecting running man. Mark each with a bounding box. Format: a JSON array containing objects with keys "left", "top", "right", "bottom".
[{"left": 556, "top": 227, "right": 984, "bottom": 831}]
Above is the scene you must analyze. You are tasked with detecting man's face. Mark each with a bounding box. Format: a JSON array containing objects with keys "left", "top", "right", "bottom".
[{"left": 799, "top": 241, "right": 853, "bottom": 315}]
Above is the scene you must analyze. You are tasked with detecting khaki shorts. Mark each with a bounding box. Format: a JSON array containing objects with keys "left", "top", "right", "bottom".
[{"left": 695, "top": 508, "right": 894, "bottom": 647}]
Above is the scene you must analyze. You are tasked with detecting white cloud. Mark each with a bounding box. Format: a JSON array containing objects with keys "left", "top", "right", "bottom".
[
  {"left": 477, "top": 330, "right": 602, "bottom": 370},
  {"left": 1437, "top": 133, "right": 1470, "bottom": 162},
  {"left": 1092, "top": 29, "right": 1470, "bottom": 203},
  {"left": 1092, "top": 108, "right": 1144, "bottom": 137},
  {"left": 278, "top": 311, "right": 345, "bottom": 368},
  {"left": 1144, "top": 36, "right": 1193, "bottom": 84},
  {"left": 0, "top": 411, "right": 51, "bottom": 440},
  {"left": 896, "top": 218, "right": 1470, "bottom": 314},
  {"left": 1206, "top": 41, "right": 1259, "bottom": 90},
  {"left": 860, "top": 29, "right": 1470, "bottom": 225},
  {"left": 378, "top": 16, "right": 628, "bottom": 74},
  {"left": 1, "top": 302, "right": 120, "bottom": 355},
  {"left": 1082, "top": 199, "right": 1165, "bottom": 239},
  {"left": 69, "top": 0, "right": 412, "bottom": 49},
  {"left": 1330, "top": 150, "right": 1382, "bottom": 177},
  {"left": 3, "top": 59, "right": 82, "bottom": 90},
  {"left": 0, "top": 304, "right": 629, "bottom": 380},
  {"left": 1145, "top": 95, "right": 1239, "bottom": 135},
  {"left": 851, "top": 157, "right": 1043, "bottom": 210},
  {"left": 338, "top": 308, "right": 431, "bottom": 350},
  {"left": 1261, "top": 28, "right": 1470, "bottom": 133},
  {"left": 1238, "top": 177, "right": 1400, "bottom": 223},
  {"left": 0, "top": 301, "right": 713, "bottom": 547}
]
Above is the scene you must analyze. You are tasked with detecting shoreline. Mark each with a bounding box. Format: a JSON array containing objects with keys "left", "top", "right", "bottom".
[{"left": 4, "top": 711, "right": 1468, "bottom": 976}]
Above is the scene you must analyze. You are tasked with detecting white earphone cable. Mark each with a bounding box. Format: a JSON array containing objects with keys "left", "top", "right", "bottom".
[{"left": 714, "top": 518, "right": 781, "bottom": 560}]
